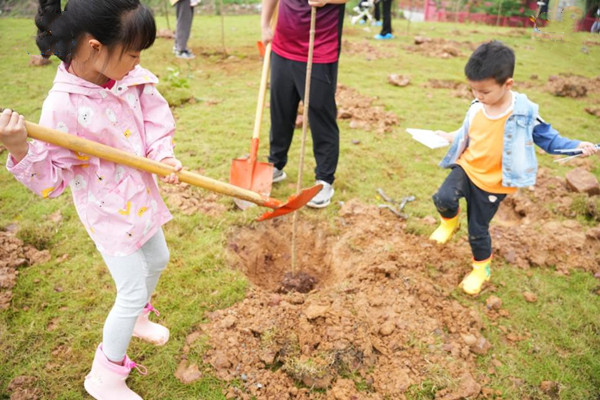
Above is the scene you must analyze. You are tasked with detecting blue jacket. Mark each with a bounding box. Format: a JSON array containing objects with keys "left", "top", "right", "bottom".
[{"left": 439, "top": 92, "right": 580, "bottom": 187}]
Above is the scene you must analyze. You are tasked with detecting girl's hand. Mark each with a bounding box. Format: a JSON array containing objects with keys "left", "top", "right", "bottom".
[
  {"left": 577, "top": 142, "right": 599, "bottom": 157},
  {"left": 160, "top": 157, "right": 182, "bottom": 184},
  {"left": 0, "top": 109, "right": 29, "bottom": 163},
  {"left": 308, "top": 0, "right": 327, "bottom": 7}
]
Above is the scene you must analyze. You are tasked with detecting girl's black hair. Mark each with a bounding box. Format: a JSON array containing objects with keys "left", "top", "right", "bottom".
[
  {"left": 35, "top": 0, "right": 156, "bottom": 63},
  {"left": 464, "top": 41, "right": 515, "bottom": 84}
]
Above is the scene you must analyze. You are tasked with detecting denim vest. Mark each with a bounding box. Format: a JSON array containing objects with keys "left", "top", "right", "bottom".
[{"left": 439, "top": 92, "right": 580, "bottom": 188}]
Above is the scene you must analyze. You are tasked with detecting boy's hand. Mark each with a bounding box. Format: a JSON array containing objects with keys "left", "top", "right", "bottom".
[
  {"left": 0, "top": 109, "right": 29, "bottom": 163},
  {"left": 435, "top": 130, "right": 456, "bottom": 143},
  {"left": 577, "top": 142, "right": 599, "bottom": 157},
  {"left": 160, "top": 157, "right": 182, "bottom": 184}
]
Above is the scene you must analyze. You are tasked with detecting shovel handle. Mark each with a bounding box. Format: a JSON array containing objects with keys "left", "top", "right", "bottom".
[
  {"left": 252, "top": 42, "right": 271, "bottom": 141},
  {"left": 24, "top": 120, "right": 281, "bottom": 208}
]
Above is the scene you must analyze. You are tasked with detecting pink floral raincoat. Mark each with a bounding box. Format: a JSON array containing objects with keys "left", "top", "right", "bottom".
[{"left": 7, "top": 63, "right": 175, "bottom": 256}]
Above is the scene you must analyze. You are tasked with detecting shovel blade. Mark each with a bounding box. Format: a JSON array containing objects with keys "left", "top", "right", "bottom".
[
  {"left": 257, "top": 183, "right": 323, "bottom": 221},
  {"left": 230, "top": 158, "right": 274, "bottom": 210}
]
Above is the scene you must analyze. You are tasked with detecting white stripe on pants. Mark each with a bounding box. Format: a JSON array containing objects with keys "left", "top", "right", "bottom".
[{"left": 100, "top": 228, "right": 169, "bottom": 362}]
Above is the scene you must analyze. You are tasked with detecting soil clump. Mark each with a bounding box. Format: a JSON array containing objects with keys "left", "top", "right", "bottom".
[
  {"left": 336, "top": 84, "right": 400, "bottom": 134},
  {"left": 546, "top": 73, "right": 600, "bottom": 98},
  {"left": 161, "top": 180, "right": 228, "bottom": 217},
  {"left": 405, "top": 37, "right": 475, "bottom": 59},
  {"left": 0, "top": 229, "right": 51, "bottom": 310}
]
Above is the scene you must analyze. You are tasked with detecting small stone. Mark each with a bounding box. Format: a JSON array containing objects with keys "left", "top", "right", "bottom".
[
  {"left": 565, "top": 167, "right": 600, "bottom": 196},
  {"left": 461, "top": 333, "right": 477, "bottom": 346},
  {"left": 486, "top": 295, "right": 502, "bottom": 310},
  {"left": 303, "top": 303, "right": 330, "bottom": 320},
  {"left": 523, "top": 292, "right": 538, "bottom": 303},
  {"left": 379, "top": 321, "right": 395, "bottom": 336},
  {"left": 422, "top": 215, "right": 437, "bottom": 225},
  {"left": 388, "top": 74, "right": 411, "bottom": 87},
  {"left": 470, "top": 336, "right": 492, "bottom": 355},
  {"left": 221, "top": 315, "right": 236, "bottom": 329},
  {"left": 540, "top": 381, "right": 560, "bottom": 396}
]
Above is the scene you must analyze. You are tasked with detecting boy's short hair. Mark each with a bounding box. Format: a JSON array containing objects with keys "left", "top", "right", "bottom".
[{"left": 464, "top": 41, "right": 515, "bottom": 84}]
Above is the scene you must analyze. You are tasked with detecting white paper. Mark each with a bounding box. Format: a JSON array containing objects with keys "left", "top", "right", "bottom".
[{"left": 406, "top": 128, "right": 450, "bottom": 149}]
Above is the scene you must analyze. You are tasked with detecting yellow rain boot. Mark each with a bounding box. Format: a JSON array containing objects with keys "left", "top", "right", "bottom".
[
  {"left": 460, "top": 257, "right": 491, "bottom": 295},
  {"left": 429, "top": 212, "right": 460, "bottom": 244}
]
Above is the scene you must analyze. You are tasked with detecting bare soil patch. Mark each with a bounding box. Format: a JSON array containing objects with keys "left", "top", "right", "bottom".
[
  {"left": 546, "top": 73, "right": 600, "bottom": 98},
  {"left": 177, "top": 165, "right": 600, "bottom": 399},
  {"left": 160, "top": 181, "right": 228, "bottom": 217},
  {"left": 336, "top": 84, "right": 400, "bottom": 134},
  {"left": 423, "top": 79, "right": 472, "bottom": 99},
  {"left": 341, "top": 39, "right": 391, "bottom": 61},
  {"left": 405, "top": 37, "right": 476, "bottom": 59},
  {"left": 0, "top": 229, "right": 51, "bottom": 310}
]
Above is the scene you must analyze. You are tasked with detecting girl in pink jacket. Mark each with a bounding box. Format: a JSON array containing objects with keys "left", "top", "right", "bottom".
[{"left": 0, "top": 1, "right": 182, "bottom": 398}]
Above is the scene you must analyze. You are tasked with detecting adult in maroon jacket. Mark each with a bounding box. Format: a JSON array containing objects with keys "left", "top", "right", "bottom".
[{"left": 261, "top": 0, "right": 348, "bottom": 208}]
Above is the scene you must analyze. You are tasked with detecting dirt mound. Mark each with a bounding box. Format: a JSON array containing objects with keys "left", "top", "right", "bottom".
[
  {"left": 492, "top": 168, "right": 600, "bottom": 273},
  {"left": 423, "top": 79, "right": 472, "bottom": 99},
  {"left": 341, "top": 39, "right": 391, "bottom": 61},
  {"left": 184, "top": 203, "right": 494, "bottom": 399},
  {"left": 161, "top": 181, "right": 228, "bottom": 217},
  {"left": 6, "top": 375, "right": 41, "bottom": 400},
  {"left": 176, "top": 166, "right": 600, "bottom": 399},
  {"left": 546, "top": 73, "right": 600, "bottom": 98},
  {"left": 405, "top": 37, "right": 473, "bottom": 59},
  {"left": 336, "top": 84, "right": 400, "bottom": 134},
  {"left": 0, "top": 229, "right": 51, "bottom": 310}
]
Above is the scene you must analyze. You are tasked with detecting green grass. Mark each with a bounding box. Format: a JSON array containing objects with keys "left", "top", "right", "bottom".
[{"left": 1, "top": 13, "right": 600, "bottom": 399}]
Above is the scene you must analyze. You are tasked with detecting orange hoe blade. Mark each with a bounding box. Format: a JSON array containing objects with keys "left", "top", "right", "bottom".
[
  {"left": 229, "top": 42, "right": 274, "bottom": 210},
  {"left": 22, "top": 119, "right": 320, "bottom": 221},
  {"left": 257, "top": 183, "right": 322, "bottom": 221}
]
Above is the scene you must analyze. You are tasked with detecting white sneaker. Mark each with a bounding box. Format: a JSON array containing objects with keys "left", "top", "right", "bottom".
[
  {"left": 307, "top": 180, "right": 334, "bottom": 208},
  {"left": 272, "top": 167, "right": 287, "bottom": 183},
  {"left": 175, "top": 49, "right": 195, "bottom": 59}
]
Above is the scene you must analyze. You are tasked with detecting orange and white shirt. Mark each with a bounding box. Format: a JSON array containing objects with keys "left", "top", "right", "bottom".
[{"left": 457, "top": 94, "right": 518, "bottom": 195}]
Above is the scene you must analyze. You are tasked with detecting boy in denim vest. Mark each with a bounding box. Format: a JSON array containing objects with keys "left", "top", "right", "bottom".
[{"left": 430, "top": 41, "right": 598, "bottom": 295}]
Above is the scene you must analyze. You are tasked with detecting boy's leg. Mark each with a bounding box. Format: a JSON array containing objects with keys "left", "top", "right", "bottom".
[
  {"left": 430, "top": 166, "right": 469, "bottom": 243},
  {"left": 268, "top": 53, "right": 301, "bottom": 171},
  {"left": 460, "top": 185, "right": 506, "bottom": 294},
  {"left": 465, "top": 188, "right": 506, "bottom": 261}
]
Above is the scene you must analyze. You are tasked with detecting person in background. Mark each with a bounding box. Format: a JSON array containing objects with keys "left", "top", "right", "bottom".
[
  {"left": 431, "top": 41, "right": 598, "bottom": 295},
  {"left": 1, "top": 1, "right": 183, "bottom": 398},
  {"left": 171, "top": 0, "right": 200, "bottom": 59},
  {"left": 591, "top": 8, "right": 600, "bottom": 33},
  {"left": 374, "top": 0, "right": 393, "bottom": 39},
  {"left": 261, "top": 0, "right": 349, "bottom": 208}
]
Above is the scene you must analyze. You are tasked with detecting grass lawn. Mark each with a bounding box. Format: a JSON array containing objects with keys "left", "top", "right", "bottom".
[{"left": 1, "top": 12, "right": 599, "bottom": 400}]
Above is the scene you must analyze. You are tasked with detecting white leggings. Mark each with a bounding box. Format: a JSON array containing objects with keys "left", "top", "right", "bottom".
[{"left": 100, "top": 228, "right": 169, "bottom": 362}]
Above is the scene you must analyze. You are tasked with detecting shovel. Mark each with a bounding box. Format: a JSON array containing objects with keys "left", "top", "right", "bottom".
[
  {"left": 229, "top": 41, "right": 274, "bottom": 210},
  {"left": 21, "top": 119, "right": 321, "bottom": 221}
]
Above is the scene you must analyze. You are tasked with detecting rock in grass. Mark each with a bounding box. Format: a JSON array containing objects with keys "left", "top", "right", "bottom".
[{"left": 565, "top": 167, "right": 600, "bottom": 196}]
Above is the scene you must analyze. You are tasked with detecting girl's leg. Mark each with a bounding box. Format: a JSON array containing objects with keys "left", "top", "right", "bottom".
[
  {"left": 139, "top": 228, "right": 170, "bottom": 303},
  {"left": 100, "top": 229, "right": 169, "bottom": 362}
]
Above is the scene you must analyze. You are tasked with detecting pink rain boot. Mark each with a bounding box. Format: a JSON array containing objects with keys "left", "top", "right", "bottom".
[
  {"left": 132, "top": 303, "right": 169, "bottom": 346},
  {"left": 84, "top": 344, "right": 146, "bottom": 400}
]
